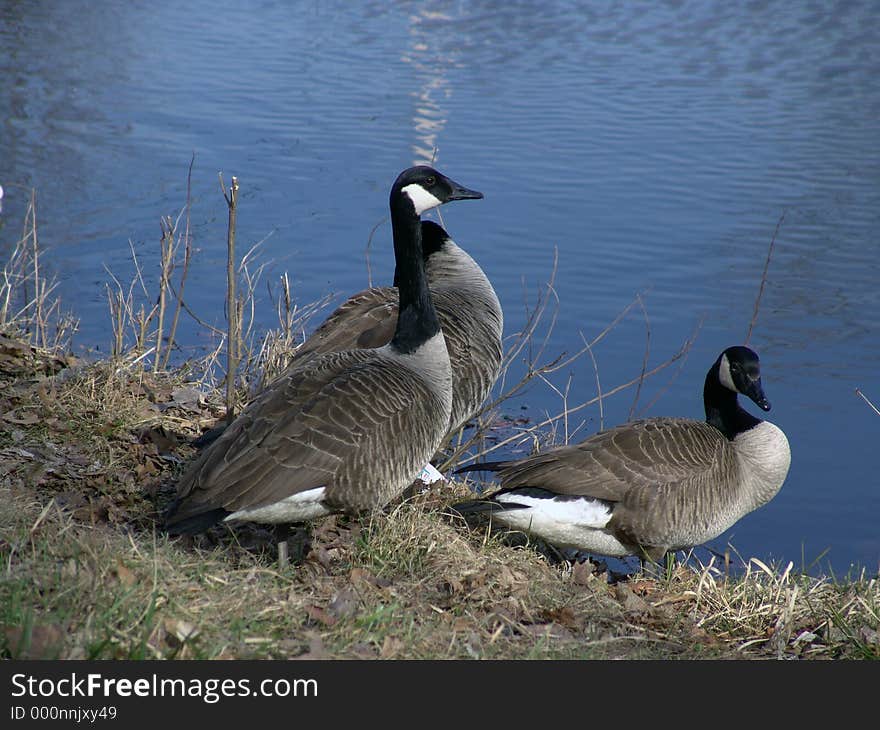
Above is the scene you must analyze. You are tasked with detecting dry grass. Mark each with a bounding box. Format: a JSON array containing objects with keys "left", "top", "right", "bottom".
[
  {"left": 1, "top": 355, "right": 877, "bottom": 660},
  {"left": 0, "top": 187, "right": 78, "bottom": 351}
]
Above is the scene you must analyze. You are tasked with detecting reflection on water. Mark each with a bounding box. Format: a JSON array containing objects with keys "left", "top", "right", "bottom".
[
  {"left": 404, "top": 8, "right": 454, "bottom": 165},
  {"left": 1, "top": 0, "right": 878, "bottom": 575}
]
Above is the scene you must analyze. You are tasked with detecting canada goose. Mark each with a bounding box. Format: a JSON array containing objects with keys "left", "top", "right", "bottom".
[
  {"left": 165, "top": 165, "right": 483, "bottom": 539},
  {"left": 195, "top": 219, "right": 502, "bottom": 448},
  {"left": 453, "top": 346, "right": 791, "bottom": 563},
  {"left": 290, "top": 219, "right": 503, "bottom": 436}
]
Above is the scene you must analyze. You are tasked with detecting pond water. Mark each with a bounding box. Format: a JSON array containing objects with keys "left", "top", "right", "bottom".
[{"left": 2, "top": 0, "right": 878, "bottom": 576}]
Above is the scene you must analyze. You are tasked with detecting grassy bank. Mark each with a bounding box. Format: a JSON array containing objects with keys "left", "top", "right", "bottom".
[
  {"left": 1, "top": 183, "right": 877, "bottom": 660},
  {"left": 1, "top": 344, "right": 877, "bottom": 660}
]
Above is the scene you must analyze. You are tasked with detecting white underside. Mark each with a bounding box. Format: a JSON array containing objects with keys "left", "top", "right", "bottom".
[
  {"left": 224, "top": 487, "right": 331, "bottom": 524},
  {"left": 491, "top": 493, "right": 631, "bottom": 557}
]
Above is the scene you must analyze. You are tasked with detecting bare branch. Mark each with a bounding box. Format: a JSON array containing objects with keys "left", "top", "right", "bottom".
[
  {"left": 628, "top": 292, "right": 651, "bottom": 420},
  {"left": 364, "top": 216, "right": 389, "bottom": 289},
  {"left": 221, "top": 174, "right": 240, "bottom": 424},
  {"left": 746, "top": 212, "right": 785, "bottom": 345},
  {"left": 855, "top": 388, "right": 880, "bottom": 417},
  {"left": 162, "top": 153, "right": 196, "bottom": 369},
  {"left": 581, "top": 331, "right": 604, "bottom": 433}
]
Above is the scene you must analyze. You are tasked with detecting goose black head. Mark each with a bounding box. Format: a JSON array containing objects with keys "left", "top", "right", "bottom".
[
  {"left": 716, "top": 345, "right": 770, "bottom": 411},
  {"left": 391, "top": 165, "right": 483, "bottom": 216}
]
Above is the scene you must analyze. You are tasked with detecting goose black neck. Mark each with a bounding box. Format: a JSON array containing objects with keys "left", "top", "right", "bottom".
[
  {"left": 389, "top": 198, "right": 441, "bottom": 354},
  {"left": 392, "top": 221, "right": 446, "bottom": 287},
  {"left": 703, "top": 364, "right": 763, "bottom": 440}
]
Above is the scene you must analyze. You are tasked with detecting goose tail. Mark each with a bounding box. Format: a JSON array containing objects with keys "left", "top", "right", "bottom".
[
  {"left": 164, "top": 505, "right": 230, "bottom": 536},
  {"left": 454, "top": 459, "right": 509, "bottom": 475},
  {"left": 448, "top": 497, "right": 506, "bottom": 516}
]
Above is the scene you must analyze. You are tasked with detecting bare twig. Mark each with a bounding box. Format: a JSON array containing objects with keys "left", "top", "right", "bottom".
[
  {"left": 855, "top": 389, "right": 880, "bottom": 417},
  {"left": 581, "top": 331, "right": 604, "bottom": 433},
  {"left": 746, "top": 212, "right": 785, "bottom": 345},
  {"left": 536, "top": 371, "right": 574, "bottom": 444},
  {"left": 162, "top": 153, "right": 196, "bottom": 369},
  {"left": 634, "top": 315, "right": 704, "bottom": 419},
  {"left": 628, "top": 292, "right": 651, "bottom": 420},
  {"left": 154, "top": 217, "right": 173, "bottom": 372},
  {"left": 27, "top": 190, "right": 45, "bottom": 349},
  {"left": 364, "top": 216, "right": 389, "bottom": 289},
  {"left": 221, "top": 173, "right": 240, "bottom": 425}
]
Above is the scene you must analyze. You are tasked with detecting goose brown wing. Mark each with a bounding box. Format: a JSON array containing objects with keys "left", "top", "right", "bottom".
[
  {"left": 171, "top": 349, "right": 441, "bottom": 520},
  {"left": 292, "top": 287, "right": 399, "bottom": 364},
  {"left": 493, "top": 418, "right": 726, "bottom": 502}
]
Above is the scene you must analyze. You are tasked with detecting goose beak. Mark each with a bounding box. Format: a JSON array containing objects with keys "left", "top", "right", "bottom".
[
  {"left": 446, "top": 180, "right": 483, "bottom": 202},
  {"left": 744, "top": 379, "right": 771, "bottom": 411}
]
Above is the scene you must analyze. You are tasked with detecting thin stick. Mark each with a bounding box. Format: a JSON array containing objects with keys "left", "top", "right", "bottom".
[
  {"left": 628, "top": 293, "right": 651, "bottom": 420},
  {"left": 581, "top": 331, "right": 604, "bottom": 432},
  {"left": 364, "top": 216, "right": 388, "bottom": 289},
  {"left": 746, "top": 212, "right": 785, "bottom": 345},
  {"left": 855, "top": 389, "right": 880, "bottom": 417},
  {"left": 635, "top": 315, "right": 704, "bottom": 418},
  {"left": 162, "top": 153, "right": 196, "bottom": 369},
  {"left": 154, "top": 217, "right": 172, "bottom": 373},
  {"left": 18, "top": 191, "right": 33, "bottom": 339},
  {"left": 27, "top": 190, "right": 46, "bottom": 349},
  {"left": 221, "top": 174, "right": 240, "bottom": 425}
]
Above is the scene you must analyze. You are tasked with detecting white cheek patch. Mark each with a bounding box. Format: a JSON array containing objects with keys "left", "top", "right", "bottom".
[
  {"left": 402, "top": 183, "right": 443, "bottom": 214},
  {"left": 718, "top": 353, "right": 737, "bottom": 392}
]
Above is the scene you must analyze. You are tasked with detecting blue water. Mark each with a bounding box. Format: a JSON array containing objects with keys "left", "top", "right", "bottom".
[{"left": 2, "top": 0, "right": 878, "bottom": 576}]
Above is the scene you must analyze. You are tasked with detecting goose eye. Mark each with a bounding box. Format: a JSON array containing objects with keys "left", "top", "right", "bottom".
[{"left": 425, "top": 176, "right": 436, "bottom": 186}]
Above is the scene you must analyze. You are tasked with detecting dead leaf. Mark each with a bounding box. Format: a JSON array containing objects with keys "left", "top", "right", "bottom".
[
  {"left": 571, "top": 559, "right": 599, "bottom": 586},
  {"left": 4, "top": 624, "right": 65, "bottom": 659},
  {"left": 35, "top": 380, "right": 55, "bottom": 408},
  {"left": 304, "top": 605, "right": 337, "bottom": 627},
  {"left": 292, "top": 633, "right": 328, "bottom": 660},
  {"left": 135, "top": 426, "right": 179, "bottom": 453},
  {"left": 351, "top": 641, "right": 377, "bottom": 658},
  {"left": 164, "top": 618, "right": 200, "bottom": 647},
  {"left": 350, "top": 568, "right": 391, "bottom": 589},
  {"left": 538, "top": 606, "right": 579, "bottom": 630},
  {"left": 114, "top": 558, "right": 136, "bottom": 588},
  {"left": 859, "top": 626, "right": 880, "bottom": 646},
  {"left": 521, "top": 623, "right": 575, "bottom": 641},
  {"left": 328, "top": 589, "right": 360, "bottom": 619},
  {"left": 1, "top": 410, "right": 40, "bottom": 425},
  {"left": 380, "top": 636, "right": 404, "bottom": 659},
  {"left": 616, "top": 583, "right": 654, "bottom": 615},
  {"left": 439, "top": 576, "right": 464, "bottom": 596},
  {"left": 629, "top": 579, "right": 658, "bottom": 596},
  {"left": 170, "top": 386, "right": 204, "bottom": 410},
  {"left": 71, "top": 496, "right": 111, "bottom": 524}
]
